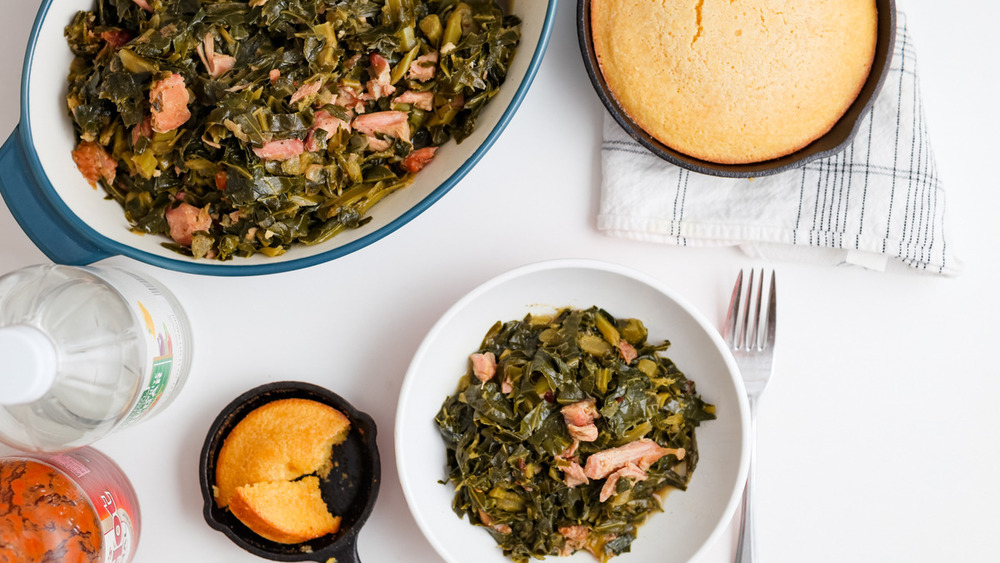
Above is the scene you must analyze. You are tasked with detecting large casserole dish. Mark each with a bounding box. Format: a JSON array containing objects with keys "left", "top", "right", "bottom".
[{"left": 0, "top": 0, "right": 557, "bottom": 275}]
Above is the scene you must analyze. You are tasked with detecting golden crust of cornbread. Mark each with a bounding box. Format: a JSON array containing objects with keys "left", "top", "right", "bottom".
[
  {"left": 228, "top": 476, "right": 342, "bottom": 544},
  {"left": 591, "top": 0, "right": 878, "bottom": 164},
  {"left": 214, "top": 398, "right": 351, "bottom": 509}
]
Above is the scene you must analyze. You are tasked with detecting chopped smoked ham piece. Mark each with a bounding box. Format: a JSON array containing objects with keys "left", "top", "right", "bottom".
[
  {"left": 71, "top": 141, "right": 117, "bottom": 187},
  {"left": 401, "top": 146, "right": 437, "bottom": 173},
  {"left": 561, "top": 398, "right": 601, "bottom": 442},
  {"left": 365, "top": 136, "right": 391, "bottom": 151},
  {"left": 558, "top": 525, "right": 590, "bottom": 556},
  {"left": 470, "top": 352, "right": 497, "bottom": 383},
  {"left": 305, "top": 110, "right": 351, "bottom": 151},
  {"left": 566, "top": 423, "right": 598, "bottom": 442},
  {"left": 561, "top": 399, "right": 600, "bottom": 427},
  {"left": 394, "top": 90, "right": 434, "bottom": 111},
  {"left": 352, "top": 111, "right": 410, "bottom": 143},
  {"left": 196, "top": 34, "right": 236, "bottom": 79},
  {"left": 100, "top": 30, "right": 131, "bottom": 49},
  {"left": 366, "top": 53, "right": 395, "bottom": 99},
  {"left": 583, "top": 438, "right": 684, "bottom": 480},
  {"left": 500, "top": 375, "right": 513, "bottom": 394},
  {"left": 562, "top": 461, "right": 589, "bottom": 488},
  {"left": 165, "top": 202, "right": 211, "bottom": 246},
  {"left": 599, "top": 462, "right": 647, "bottom": 502},
  {"left": 290, "top": 81, "right": 323, "bottom": 105},
  {"left": 149, "top": 73, "right": 191, "bottom": 133},
  {"left": 130, "top": 116, "right": 152, "bottom": 147},
  {"left": 617, "top": 339, "right": 638, "bottom": 364},
  {"left": 408, "top": 51, "right": 438, "bottom": 82},
  {"left": 252, "top": 139, "right": 305, "bottom": 161}
]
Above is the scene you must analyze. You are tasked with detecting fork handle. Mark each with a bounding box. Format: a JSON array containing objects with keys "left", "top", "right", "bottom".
[{"left": 734, "top": 405, "right": 758, "bottom": 562}]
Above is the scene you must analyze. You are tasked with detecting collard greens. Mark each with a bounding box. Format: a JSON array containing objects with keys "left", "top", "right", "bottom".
[
  {"left": 435, "top": 307, "right": 717, "bottom": 562},
  {"left": 64, "top": 0, "right": 520, "bottom": 259}
]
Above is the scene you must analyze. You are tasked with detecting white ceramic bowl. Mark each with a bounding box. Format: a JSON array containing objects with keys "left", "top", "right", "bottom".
[
  {"left": 0, "top": 1, "right": 558, "bottom": 275},
  {"left": 396, "top": 259, "right": 750, "bottom": 563}
]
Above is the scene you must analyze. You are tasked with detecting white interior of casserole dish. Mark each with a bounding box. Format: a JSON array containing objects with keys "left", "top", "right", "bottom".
[{"left": 27, "top": 0, "right": 547, "bottom": 266}]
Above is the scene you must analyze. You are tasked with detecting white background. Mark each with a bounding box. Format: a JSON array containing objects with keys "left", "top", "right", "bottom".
[{"left": 1, "top": 1, "right": 998, "bottom": 562}]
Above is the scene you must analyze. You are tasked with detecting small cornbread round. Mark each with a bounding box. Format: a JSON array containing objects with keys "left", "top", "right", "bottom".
[
  {"left": 591, "top": 0, "right": 878, "bottom": 164},
  {"left": 214, "top": 398, "right": 350, "bottom": 509},
  {"left": 228, "top": 476, "right": 342, "bottom": 544}
]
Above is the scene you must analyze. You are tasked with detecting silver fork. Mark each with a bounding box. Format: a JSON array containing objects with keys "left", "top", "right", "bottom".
[{"left": 723, "top": 269, "right": 777, "bottom": 563}]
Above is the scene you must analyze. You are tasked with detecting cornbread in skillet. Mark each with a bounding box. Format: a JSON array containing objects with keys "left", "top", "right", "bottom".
[
  {"left": 214, "top": 398, "right": 350, "bottom": 509},
  {"left": 228, "top": 476, "right": 342, "bottom": 544},
  {"left": 590, "top": 0, "right": 878, "bottom": 164}
]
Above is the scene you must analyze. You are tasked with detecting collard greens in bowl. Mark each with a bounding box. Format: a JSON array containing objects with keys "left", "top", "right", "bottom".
[{"left": 396, "top": 259, "right": 750, "bottom": 563}]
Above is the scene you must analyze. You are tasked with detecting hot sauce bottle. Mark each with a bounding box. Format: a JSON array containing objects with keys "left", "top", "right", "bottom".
[{"left": 0, "top": 447, "right": 140, "bottom": 563}]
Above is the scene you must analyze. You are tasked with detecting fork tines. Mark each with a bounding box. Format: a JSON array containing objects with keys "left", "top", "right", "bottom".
[{"left": 724, "top": 269, "right": 777, "bottom": 352}]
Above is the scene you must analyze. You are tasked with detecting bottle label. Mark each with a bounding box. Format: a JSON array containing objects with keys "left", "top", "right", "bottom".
[
  {"left": 85, "top": 268, "right": 189, "bottom": 429},
  {"left": 44, "top": 448, "right": 141, "bottom": 563}
]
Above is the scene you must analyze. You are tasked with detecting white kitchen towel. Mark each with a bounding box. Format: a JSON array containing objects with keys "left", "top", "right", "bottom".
[{"left": 597, "top": 13, "right": 960, "bottom": 276}]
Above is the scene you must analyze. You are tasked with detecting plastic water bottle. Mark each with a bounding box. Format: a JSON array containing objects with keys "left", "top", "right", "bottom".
[{"left": 0, "top": 264, "right": 192, "bottom": 452}]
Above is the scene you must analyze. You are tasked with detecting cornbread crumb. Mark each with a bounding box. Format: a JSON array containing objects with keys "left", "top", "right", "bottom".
[{"left": 591, "top": 0, "right": 878, "bottom": 164}]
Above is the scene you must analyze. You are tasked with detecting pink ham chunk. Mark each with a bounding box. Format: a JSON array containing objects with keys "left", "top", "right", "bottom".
[
  {"left": 562, "top": 399, "right": 600, "bottom": 427},
  {"left": 562, "top": 461, "right": 589, "bottom": 488},
  {"left": 583, "top": 438, "right": 684, "bottom": 480},
  {"left": 100, "top": 30, "right": 132, "bottom": 49},
  {"left": 352, "top": 111, "right": 411, "bottom": 143},
  {"left": 132, "top": 0, "right": 153, "bottom": 12},
  {"left": 71, "top": 141, "right": 117, "bottom": 187},
  {"left": 197, "top": 34, "right": 236, "bottom": 79},
  {"left": 393, "top": 90, "right": 434, "bottom": 111},
  {"left": 617, "top": 339, "right": 638, "bottom": 364},
  {"left": 366, "top": 53, "right": 395, "bottom": 99},
  {"left": 599, "top": 462, "right": 648, "bottom": 502},
  {"left": 558, "top": 525, "right": 590, "bottom": 557},
  {"left": 566, "top": 423, "right": 598, "bottom": 442},
  {"left": 290, "top": 80, "right": 323, "bottom": 105},
  {"left": 561, "top": 398, "right": 601, "bottom": 443},
  {"left": 407, "top": 51, "right": 438, "bottom": 82},
  {"left": 366, "top": 136, "right": 391, "bottom": 152},
  {"left": 500, "top": 375, "right": 513, "bottom": 394},
  {"left": 149, "top": 73, "right": 191, "bottom": 133},
  {"left": 131, "top": 116, "right": 152, "bottom": 147},
  {"left": 401, "top": 146, "right": 437, "bottom": 173},
  {"left": 336, "top": 86, "right": 366, "bottom": 114},
  {"left": 165, "top": 202, "right": 211, "bottom": 246},
  {"left": 305, "top": 110, "right": 351, "bottom": 152},
  {"left": 470, "top": 351, "right": 497, "bottom": 383},
  {"left": 252, "top": 139, "right": 305, "bottom": 161}
]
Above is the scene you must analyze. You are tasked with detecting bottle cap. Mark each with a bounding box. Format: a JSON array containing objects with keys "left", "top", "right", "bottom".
[{"left": 0, "top": 325, "right": 58, "bottom": 405}]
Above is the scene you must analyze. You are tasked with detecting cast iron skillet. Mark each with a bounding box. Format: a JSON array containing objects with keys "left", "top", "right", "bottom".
[
  {"left": 578, "top": 0, "right": 897, "bottom": 178},
  {"left": 199, "top": 381, "right": 380, "bottom": 562}
]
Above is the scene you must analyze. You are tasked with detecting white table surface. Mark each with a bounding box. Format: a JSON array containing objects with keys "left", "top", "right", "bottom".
[{"left": 2, "top": 1, "right": 998, "bottom": 562}]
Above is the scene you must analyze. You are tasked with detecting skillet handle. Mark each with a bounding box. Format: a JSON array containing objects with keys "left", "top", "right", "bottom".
[
  {"left": 0, "top": 125, "right": 112, "bottom": 265},
  {"left": 313, "top": 533, "right": 361, "bottom": 563}
]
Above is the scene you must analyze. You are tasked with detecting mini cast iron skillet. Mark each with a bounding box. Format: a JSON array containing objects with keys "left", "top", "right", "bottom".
[
  {"left": 199, "top": 381, "right": 380, "bottom": 562},
  {"left": 578, "top": 0, "right": 897, "bottom": 178}
]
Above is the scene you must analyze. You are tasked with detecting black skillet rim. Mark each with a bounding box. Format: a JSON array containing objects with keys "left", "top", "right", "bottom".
[{"left": 577, "top": 0, "right": 897, "bottom": 178}]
